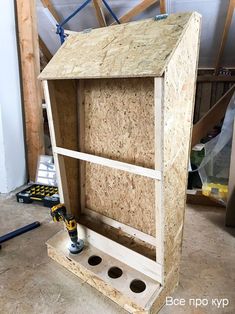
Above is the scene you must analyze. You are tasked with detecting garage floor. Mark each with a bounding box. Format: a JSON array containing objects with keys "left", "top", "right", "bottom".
[{"left": 0, "top": 189, "right": 234, "bottom": 314}]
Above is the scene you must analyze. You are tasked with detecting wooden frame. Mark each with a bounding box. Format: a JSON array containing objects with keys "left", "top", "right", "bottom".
[
  {"left": 215, "top": 0, "right": 235, "bottom": 74},
  {"left": 41, "top": 13, "right": 201, "bottom": 313},
  {"left": 16, "top": 0, "right": 44, "bottom": 180}
]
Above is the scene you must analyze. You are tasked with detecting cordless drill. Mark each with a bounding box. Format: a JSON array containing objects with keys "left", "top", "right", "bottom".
[{"left": 50, "top": 204, "right": 84, "bottom": 254}]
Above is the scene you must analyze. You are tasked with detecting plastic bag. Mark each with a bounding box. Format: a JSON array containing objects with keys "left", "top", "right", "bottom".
[{"left": 198, "top": 91, "right": 235, "bottom": 204}]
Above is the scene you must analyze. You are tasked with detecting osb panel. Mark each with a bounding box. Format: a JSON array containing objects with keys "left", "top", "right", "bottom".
[
  {"left": 50, "top": 80, "right": 78, "bottom": 150},
  {"left": 39, "top": 13, "right": 193, "bottom": 80},
  {"left": 84, "top": 78, "right": 154, "bottom": 166},
  {"left": 150, "top": 266, "right": 180, "bottom": 314},
  {"left": 49, "top": 80, "right": 80, "bottom": 217},
  {"left": 83, "top": 78, "right": 155, "bottom": 236},
  {"left": 162, "top": 12, "right": 201, "bottom": 277}
]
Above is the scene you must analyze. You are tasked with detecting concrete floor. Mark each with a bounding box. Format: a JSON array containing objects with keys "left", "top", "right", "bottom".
[{"left": 0, "top": 190, "right": 234, "bottom": 314}]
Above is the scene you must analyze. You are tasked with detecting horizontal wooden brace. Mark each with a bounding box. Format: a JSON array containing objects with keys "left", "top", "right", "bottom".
[
  {"left": 83, "top": 208, "right": 156, "bottom": 246},
  {"left": 78, "top": 224, "right": 163, "bottom": 283},
  {"left": 54, "top": 147, "right": 162, "bottom": 180},
  {"left": 197, "top": 75, "right": 235, "bottom": 82}
]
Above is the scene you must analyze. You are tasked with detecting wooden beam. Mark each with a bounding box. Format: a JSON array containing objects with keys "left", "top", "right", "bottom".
[
  {"left": 214, "top": 0, "right": 235, "bottom": 74},
  {"left": 111, "top": 0, "right": 159, "bottom": 25},
  {"left": 41, "top": 0, "right": 60, "bottom": 22},
  {"left": 160, "top": 0, "right": 166, "bottom": 14},
  {"left": 92, "top": 0, "right": 107, "bottom": 27},
  {"left": 191, "top": 84, "right": 235, "bottom": 147},
  {"left": 16, "top": 0, "right": 45, "bottom": 181},
  {"left": 83, "top": 207, "right": 156, "bottom": 246},
  {"left": 54, "top": 147, "right": 162, "bottom": 180},
  {"left": 197, "top": 75, "right": 235, "bottom": 82},
  {"left": 39, "top": 36, "right": 52, "bottom": 62}
]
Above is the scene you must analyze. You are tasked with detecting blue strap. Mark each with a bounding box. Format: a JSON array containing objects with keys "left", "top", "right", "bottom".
[
  {"left": 56, "top": 25, "right": 66, "bottom": 45},
  {"left": 56, "top": 0, "right": 120, "bottom": 45},
  {"left": 60, "top": 0, "right": 92, "bottom": 27},
  {"left": 56, "top": 0, "right": 92, "bottom": 44}
]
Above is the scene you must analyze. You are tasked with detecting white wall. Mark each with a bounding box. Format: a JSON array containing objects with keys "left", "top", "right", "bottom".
[{"left": 0, "top": 0, "right": 26, "bottom": 193}]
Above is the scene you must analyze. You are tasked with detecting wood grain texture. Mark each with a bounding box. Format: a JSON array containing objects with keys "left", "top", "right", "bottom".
[
  {"left": 39, "top": 13, "right": 193, "bottom": 80},
  {"left": 83, "top": 78, "right": 156, "bottom": 236},
  {"left": 48, "top": 80, "right": 80, "bottom": 218},
  {"left": 39, "top": 35, "right": 52, "bottom": 62},
  {"left": 199, "top": 82, "right": 212, "bottom": 119},
  {"left": 80, "top": 213, "right": 156, "bottom": 260},
  {"left": 162, "top": 12, "right": 201, "bottom": 278},
  {"left": 47, "top": 230, "right": 161, "bottom": 313},
  {"left": 44, "top": 11, "right": 201, "bottom": 311},
  {"left": 16, "top": 0, "right": 44, "bottom": 181},
  {"left": 160, "top": 0, "right": 166, "bottom": 14}
]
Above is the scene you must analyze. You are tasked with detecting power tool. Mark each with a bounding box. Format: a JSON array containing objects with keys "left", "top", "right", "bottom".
[{"left": 50, "top": 204, "right": 84, "bottom": 254}]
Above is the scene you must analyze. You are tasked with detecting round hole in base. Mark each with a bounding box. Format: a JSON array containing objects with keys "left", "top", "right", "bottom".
[
  {"left": 108, "top": 267, "right": 123, "bottom": 279},
  {"left": 88, "top": 255, "right": 102, "bottom": 266},
  {"left": 130, "top": 279, "right": 146, "bottom": 293}
]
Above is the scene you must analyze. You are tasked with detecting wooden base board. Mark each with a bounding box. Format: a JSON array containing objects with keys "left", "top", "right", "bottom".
[{"left": 46, "top": 230, "right": 167, "bottom": 313}]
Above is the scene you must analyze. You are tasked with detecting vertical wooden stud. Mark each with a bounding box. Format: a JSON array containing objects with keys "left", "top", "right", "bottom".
[
  {"left": 154, "top": 78, "right": 164, "bottom": 275},
  {"left": 160, "top": 0, "right": 166, "bottom": 14},
  {"left": 16, "top": 0, "right": 45, "bottom": 181}
]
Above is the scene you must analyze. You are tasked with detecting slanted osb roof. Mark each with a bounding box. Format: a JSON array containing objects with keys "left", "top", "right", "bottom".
[{"left": 39, "top": 12, "right": 197, "bottom": 80}]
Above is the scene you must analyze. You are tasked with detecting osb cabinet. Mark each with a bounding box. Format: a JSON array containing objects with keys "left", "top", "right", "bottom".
[{"left": 40, "top": 12, "right": 201, "bottom": 313}]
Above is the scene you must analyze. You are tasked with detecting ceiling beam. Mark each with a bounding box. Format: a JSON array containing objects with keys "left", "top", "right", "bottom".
[
  {"left": 111, "top": 0, "right": 159, "bottom": 25},
  {"left": 214, "top": 0, "right": 235, "bottom": 74},
  {"left": 41, "top": 0, "right": 61, "bottom": 22},
  {"left": 93, "top": 0, "right": 107, "bottom": 27},
  {"left": 39, "top": 35, "right": 53, "bottom": 62}
]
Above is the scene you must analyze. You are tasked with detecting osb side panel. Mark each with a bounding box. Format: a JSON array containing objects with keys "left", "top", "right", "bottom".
[
  {"left": 150, "top": 266, "right": 180, "bottom": 314},
  {"left": 83, "top": 78, "right": 155, "bottom": 236},
  {"left": 39, "top": 13, "right": 193, "bottom": 80},
  {"left": 49, "top": 80, "right": 80, "bottom": 217},
  {"left": 162, "top": 13, "right": 201, "bottom": 277}
]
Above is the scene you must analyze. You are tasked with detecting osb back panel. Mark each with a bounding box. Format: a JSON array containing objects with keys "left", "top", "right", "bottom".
[
  {"left": 49, "top": 80, "right": 80, "bottom": 217},
  {"left": 39, "top": 13, "right": 193, "bottom": 80},
  {"left": 162, "top": 13, "right": 201, "bottom": 277},
  {"left": 83, "top": 78, "right": 156, "bottom": 236}
]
